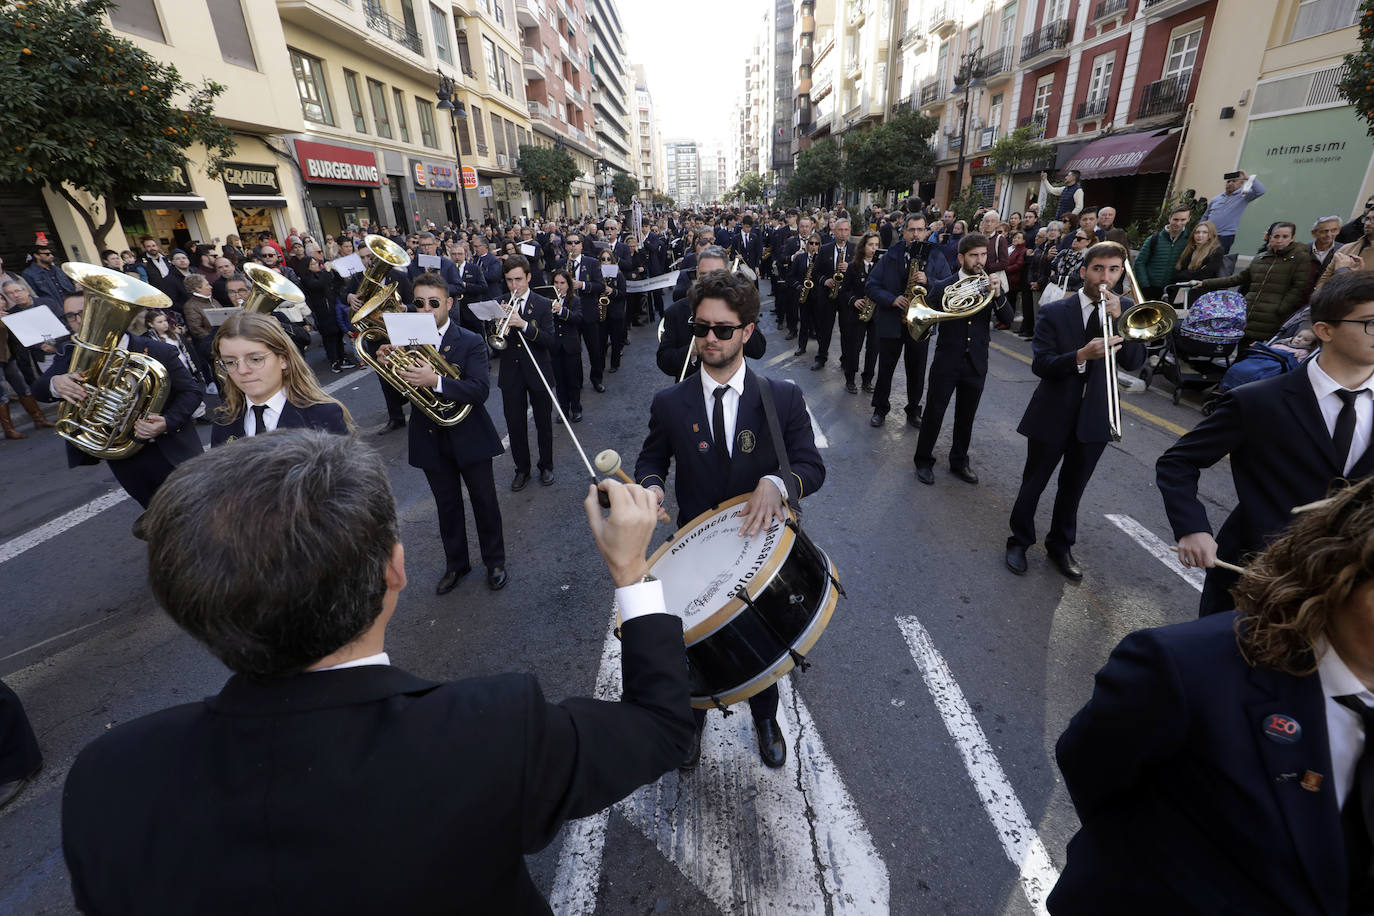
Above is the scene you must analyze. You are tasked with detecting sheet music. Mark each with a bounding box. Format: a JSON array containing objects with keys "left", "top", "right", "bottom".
[
  {"left": 382, "top": 312, "right": 441, "bottom": 347},
  {"left": 466, "top": 299, "right": 508, "bottom": 321},
  {"left": 0, "top": 307, "right": 68, "bottom": 347}
]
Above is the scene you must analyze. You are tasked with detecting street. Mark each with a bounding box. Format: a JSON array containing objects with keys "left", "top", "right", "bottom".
[{"left": 0, "top": 291, "right": 1237, "bottom": 915}]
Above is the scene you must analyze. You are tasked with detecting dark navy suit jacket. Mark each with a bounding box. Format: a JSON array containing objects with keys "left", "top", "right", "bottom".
[
  {"left": 476, "top": 253, "right": 505, "bottom": 302},
  {"left": 408, "top": 324, "right": 504, "bottom": 470},
  {"left": 561, "top": 255, "right": 604, "bottom": 327},
  {"left": 1156, "top": 363, "right": 1374, "bottom": 566},
  {"left": 1050, "top": 612, "right": 1346, "bottom": 915},
  {"left": 1016, "top": 293, "right": 1146, "bottom": 444},
  {"left": 634, "top": 368, "right": 824, "bottom": 527},
  {"left": 816, "top": 241, "right": 857, "bottom": 303},
  {"left": 551, "top": 293, "right": 582, "bottom": 355},
  {"left": 730, "top": 229, "right": 764, "bottom": 271},
  {"left": 35, "top": 334, "right": 203, "bottom": 469},
  {"left": 209, "top": 401, "right": 348, "bottom": 446},
  {"left": 925, "top": 273, "right": 1015, "bottom": 377},
  {"left": 864, "top": 241, "right": 954, "bottom": 340},
  {"left": 406, "top": 256, "right": 464, "bottom": 301},
  {"left": 497, "top": 292, "right": 556, "bottom": 392}
]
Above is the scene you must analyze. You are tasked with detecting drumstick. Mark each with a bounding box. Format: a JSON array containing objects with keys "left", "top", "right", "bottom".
[
  {"left": 1169, "top": 546, "right": 1245, "bottom": 574},
  {"left": 678, "top": 333, "right": 696, "bottom": 383},
  {"left": 511, "top": 328, "right": 608, "bottom": 506},
  {"left": 593, "top": 449, "right": 635, "bottom": 485}
]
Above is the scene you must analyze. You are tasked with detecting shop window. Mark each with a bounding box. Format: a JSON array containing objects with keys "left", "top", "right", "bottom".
[
  {"left": 209, "top": 0, "right": 257, "bottom": 69},
  {"left": 368, "top": 79, "right": 392, "bottom": 139},
  {"left": 1291, "top": 0, "right": 1359, "bottom": 41},
  {"left": 430, "top": 5, "right": 452, "bottom": 63},
  {"left": 344, "top": 70, "right": 368, "bottom": 133},
  {"left": 393, "top": 88, "right": 411, "bottom": 143},
  {"left": 290, "top": 49, "right": 334, "bottom": 126},
  {"left": 416, "top": 98, "right": 439, "bottom": 148},
  {"left": 107, "top": 0, "right": 164, "bottom": 42}
]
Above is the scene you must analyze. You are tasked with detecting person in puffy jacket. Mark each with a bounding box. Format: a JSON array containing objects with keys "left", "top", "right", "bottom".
[{"left": 1192, "top": 221, "right": 1312, "bottom": 347}]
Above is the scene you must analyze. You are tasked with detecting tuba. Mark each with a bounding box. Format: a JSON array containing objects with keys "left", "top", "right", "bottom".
[
  {"left": 241, "top": 263, "right": 305, "bottom": 315},
  {"left": 349, "top": 237, "right": 472, "bottom": 427},
  {"left": 904, "top": 272, "right": 997, "bottom": 342},
  {"left": 56, "top": 263, "right": 172, "bottom": 460}
]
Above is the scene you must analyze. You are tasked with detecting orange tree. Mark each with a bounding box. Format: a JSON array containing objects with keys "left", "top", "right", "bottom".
[
  {"left": 0, "top": 0, "right": 234, "bottom": 246},
  {"left": 1340, "top": 0, "right": 1374, "bottom": 137}
]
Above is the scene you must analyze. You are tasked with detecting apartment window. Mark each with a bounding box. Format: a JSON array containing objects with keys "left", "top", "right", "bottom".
[
  {"left": 999, "top": 3, "right": 1017, "bottom": 52},
  {"left": 500, "top": 53, "right": 513, "bottom": 97},
  {"left": 1164, "top": 27, "right": 1202, "bottom": 84},
  {"left": 1086, "top": 54, "right": 1114, "bottom": 102},
  {"left": 493, "top": 0, "right": 506, "bottom": 27},
  {"left": 430, "top": 5, "right": 452, "bottom": 63},
  {"left": 504, "top": 120, "right": 519, "bottom": 159},
  {"left": 392, "top": 88, "right": 411, "bottom": 142},
  {"left": 483, "top": 37, "right": 500, "bottom": 90},
  {"left": 936, "top": 42, "right": 949, "bottom": 88},
  {"left": 367, "top": 79, "right": 392, "bottom": 139},
  {"left": 491, "top": 113, "right": 506, "bottom": 155},
  {"left": 290, "top": 49, "right": 334, "bottom": 125},
  {"left": 209, "top": 0, "right": 257, "bottom": 69},
  {"left": 416, "top": 97, "right": 439, "bottom": 148},
  {"left": 1044, "top": 0, "right": 1069, "bottom": 21},
  {"left": 1032, "top": 77, "right": 1054, "bottom": 121},
  {"left": 456, "top": 113, "right": 473, "bottom": 155},
  {"left": 472, "top": 105, "right": 487, "bottom": 153},
  {"left": 455, "top": 28, "right": 473, "bottom": 74},
  {"left": 107, "top": 0, "right": 164, "bottom": 41},
  {"left": 1291, "top": 0, "right": 1359, "bottom": 41},
  {"left": 343, "top": 70, "right": 368, "bottom": 132},
  {"left": 989, "top": 93, "right": 1004, "bottom": 131},
  {"left": 476, "top": 0, "right": 491, "bottom": 13}
]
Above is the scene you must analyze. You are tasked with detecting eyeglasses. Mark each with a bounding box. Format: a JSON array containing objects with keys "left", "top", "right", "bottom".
[
  {"left": 689, "top": 321, "right": 749, "bottom": 340},
  {"left": 217, "top": 352, "right": 271, "bottom": 372},
  {"left": 63, "top": 310, "right": 84, "bottom": 324},
  {"left": 1324, "top": 317, "right": 1374, "bottom": 336},
  {"left": 412, "top": 297, "right": 444, "bottom": 309},
  {"left": 1073, "top": 235, "right": 1089, "bottom": 242}
]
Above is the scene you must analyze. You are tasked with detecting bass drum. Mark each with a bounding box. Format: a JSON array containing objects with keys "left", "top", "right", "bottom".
[{"left": 625, "top": 494, "right": 843, "bottom": 710}]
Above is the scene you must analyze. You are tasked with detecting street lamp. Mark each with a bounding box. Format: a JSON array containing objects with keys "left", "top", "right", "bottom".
[
  {"left": 950, "top": 45, "right": 984, "bottom": 200},
  {"left": 435, "top": 69, "right": 469, "bottom": 228}
]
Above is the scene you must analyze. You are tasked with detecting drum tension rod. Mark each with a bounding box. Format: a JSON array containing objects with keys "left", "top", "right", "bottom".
[
  {"left": 709, "top": 696, "right": 733, "bottom": 715},
  {"left": 783, "top": 518, "right": 846, "bottom": 597}
]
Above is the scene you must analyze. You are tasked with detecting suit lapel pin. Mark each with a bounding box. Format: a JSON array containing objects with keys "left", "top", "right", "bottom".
[
  {"left": 692, "top": 423, "right": 699, "bottom": 433},
  {"left": 738, "top": 429, "right": 757, "bottom": 453},
  {"left": 1300, "top": 771, "right": 1323, "bottom": 792},
  {"left": 697, "top": 440, "right": 710, "bottom": 453},
  {"left": 1262, "top": 713, "right": 1302, "bottom": 744}
]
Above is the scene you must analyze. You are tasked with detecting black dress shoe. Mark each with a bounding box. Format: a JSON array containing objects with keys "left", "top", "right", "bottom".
[
  {"left": 810, "top": 359, "right": 825, "bottom": 371},
  {"left": 754, "top": 718, "right": 787, "bottom": 768},
  {"left": 870, "top": 411, "right": 885, "bottom": 427},
  {"left": 861, "top": 380, "right": 874, "bottom": 393},
  {"left": 784, "top": 329, "right": 797, "bottom": 340},
  {"left": 794, "top": 346, "right": 806, "bottom": 356},
  {"left": 570, "top": 409, "right": 583, "bottom": 423},
  {"left": 679, "top": 725, "right": 704, "bottom": 771},
  {"left": 608, "top": 365, "right": 619, "bottom": 373},
  {"left": 1005, "top": 543, "right": 1029, "bottom": 575},
  {"left": 593, "top": 382, "right": 606, "bottom": 393},
  {"left": 1049, "top": 550, "right": 1084, "bottom": 582},
  {"left": 487, "top": 566, "right": 508, "bottom": 590},
  {"left": 376, "top": 418, "right": 406, "bottom": 435},
  {"left": 950, "top": 465, "right": 979, "bottom": 485},
  {"left": 906, "top": 410, "right": 922, "bottom": 429},
  {"left": 845, "top": 378, "right": 858, "bottom": 394},
  {"left": 511, "top": 471, "right": 530, "bottom": 492},
  {"left": 540, "top": 468, "right": 556, "bottom": 486},
  {"left": 914, "top": 464, "right": 935, "bottom": 485},
  {"left": 435, "top": 566, "right": 472, "bottom": 595}
]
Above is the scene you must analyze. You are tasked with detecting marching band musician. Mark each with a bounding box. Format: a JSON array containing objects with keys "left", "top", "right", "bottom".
[
  {"left": 35, "top": 290, "right": 205, "bottom": 509},
  {"left": 209, "top": 312, "right": 351, "bottom": 446},
  {"left": 635, "top": 269, "right": 825, "bottom": 770},
  {"left": 732, "top": 214, "right": 764, "bottom": 282},
  {"left": 498, "top": 256, "right": 557, "bottom": 491},
  {"left": 344, "top": 247, "right": 414, "bottom": 436},
  {"left": 597, "top": 248, "right": 629, "bottom": 375},
  {"left": 912, "top": 233, "right": 1014, "bottom": 487},
  {"left": 562, "top": 233, "right": 607, "bottom": 401},
  {"left": 670, "top": 231, "right": 714, "bottom": 303},
  {"left": 812, "top": 218, "right": 855, "bottom": 372},
  {"left": 1005, "top": 243, "right": 1146, "bottom": 581},
  {"left": 548, "top": 269, "right": 585, "bottom": 423},
  {"left": 865, "top": 213, "right": 954, "bottom": 429},
  {"left": 839, "top": 231, "right": 882, "bottom": 394},
  {"left": 779, "top": 214, "right": 814, "bottom": 342},
  {"left": 377, "top": 272, "right": 507, "bottom": 594},
  {"left": 656, "top": 247, "right": 766, "bottom": 380},
  {"left": 788, "top": 234, "right": 822, "bottom": 358},
  {"left": 770, "top": 210, "right": 799, "bottom": 329}
]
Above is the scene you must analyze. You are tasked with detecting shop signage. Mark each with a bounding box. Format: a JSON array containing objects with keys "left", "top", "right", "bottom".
[
  {"left": 294, "top": 139, "right": 382, "bottom": 186},
  {"left": 427, "top": 163, "right": 456, "bottom": 191},
  {"left": 461, "top": 165, "right": 478, "bottom": 189},
  {"left": 478, "top": 185, "right": 493, "bottom": 198},
  {"left": 412, "top": 160, "right": 427, "bottom": 187},
  {"left": 222, "top": 162, "right": 281, "bottom": 196}
]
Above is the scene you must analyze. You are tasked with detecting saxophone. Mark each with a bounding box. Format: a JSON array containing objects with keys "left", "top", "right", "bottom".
[
  {"left": 856, "top": 261, "right": 876, "bottom": 321},
  {"left": 900, "top": 243, "right": 934, "bottom": 343},
  {"left": 799, "top": 257, "right": 815, "bottom": 304},
  {"left": 598, "top": 286, "right": 610, "bottom": 322},
  {"left": 828, "top": 247, "right": 847, "bottom": 300}
]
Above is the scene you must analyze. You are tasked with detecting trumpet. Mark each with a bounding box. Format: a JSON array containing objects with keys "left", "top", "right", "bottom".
[{"left": 489, "top": 295, "right": 519, "bottom": 350}]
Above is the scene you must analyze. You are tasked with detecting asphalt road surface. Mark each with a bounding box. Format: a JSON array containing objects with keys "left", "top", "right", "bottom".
[{"left": 0, "top": 291, "right": 1237, "bottom": 915}]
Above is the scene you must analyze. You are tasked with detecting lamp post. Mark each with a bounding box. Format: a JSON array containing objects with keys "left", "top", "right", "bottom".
[
  {"left": 435, "top": 70, "right": 469, "bottom": 228},
  {"left": 950, "top": 45, "right": 984, "bottom": 200}
]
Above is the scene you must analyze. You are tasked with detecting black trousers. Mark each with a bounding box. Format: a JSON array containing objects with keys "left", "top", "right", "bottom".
[
  {"left": 551, "top": 340, "right": 582, "bottom": 413},
  {"left": 501, "top": 379, "right": 553, "bottom": 473},
  {"left": 692, "top": 682, "right": 779, "bottom": 728},
  {"left": 578, "top": 317, "right": 604, "bottom": 386},
  {"left": 1018, "top": 287, "right": 1036, "bottom": 336},
  {"left": 1008, "top": 435, "right": 1108, "bottom": 555},
  {"left": 599, "top": 302, "right": 627, "bottom": 369},
  {"left": 321, "top": 331, "right": 345, "bottom": 363},
  {"left": 0, "top": 680, "right": 41, "bottom": 782},
  {"left": 797, "top": 290, "right": 816, "bottom": 345},
  {"left": 770, "top": 274, "right": 787, "bottom": 323},
  {"left": 423, "top": 454, "right": 505, "bottom": 572},
  {"left": 839, "top": 309, "right": 879, "bottom": 381},
  {"left": 110, "top": 446, "right": 178, "bottom": 509},
  {"left": 871, "top": 335, "right": 929, "bottom": 418},
  {"left": 780, "top": 286, "right": 799, "bottom": 332},
  {"left": 649, "top": 289, "right": 665, "bottom": 322},
  {"left": 365, "top": 336, "right": 407, "bottom": 422},
  {"left": 914, "top": 354, "right": 986, "bottom": 469},
  {"left": 811, "top": 295, "right": 841, "bottom": 361}
]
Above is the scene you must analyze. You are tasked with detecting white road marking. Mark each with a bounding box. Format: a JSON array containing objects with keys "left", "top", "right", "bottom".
[
  {"left": 0, "top": 490, "right": 130, "bottom": 566},
  {"left": 321, "top": 367, "right": 370, "bottom": 395},
  {"left": 1105, "top": 513, "right": 1204, "bottom": 592},
  {"left": 0, "top": 616, "right": 116, "bottom": 664},
  {"left": 807, "top": 406, "right": 830, "bottom": 448},
  {"left": 765, "top": 349, "right": 795, "bottom": 367},
  {"left": 896, "top": 615, "right": 1059, "bottom": 916},
  {"left": 552, "top": 615, "right": 889, "bottom": 914}
]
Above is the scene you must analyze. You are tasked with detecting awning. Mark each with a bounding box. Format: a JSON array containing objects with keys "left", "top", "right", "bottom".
[
  {"left": 227, "top": 195, "right": 289, "bottom": 207},
  {"left": 1062, "top": 130, "right": 1181, "bottom": 180},
  {"left": 130, "top": 194, "right": 207, "bottom": 211}
]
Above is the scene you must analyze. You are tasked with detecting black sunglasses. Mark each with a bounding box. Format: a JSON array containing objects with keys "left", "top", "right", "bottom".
[
  {"left": 689, "top": 321, "right": 748, "bottom": 340},
  {"left": 412, "top": 297, "right": 444, "bottom": 309}
]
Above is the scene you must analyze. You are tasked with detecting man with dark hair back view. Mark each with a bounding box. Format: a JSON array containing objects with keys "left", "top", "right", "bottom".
[{"left": 61, "top": 430, "right": 692, "bottom": 914}]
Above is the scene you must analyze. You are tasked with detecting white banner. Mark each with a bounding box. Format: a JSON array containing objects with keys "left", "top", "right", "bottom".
[{"left": 625, "top": 270, "right": 680, "bottom": 293}]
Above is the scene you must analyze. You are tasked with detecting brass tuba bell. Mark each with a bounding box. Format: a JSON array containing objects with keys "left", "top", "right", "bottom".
[{"left": 241, "top": 262, "right": 306, "bottom": 315}]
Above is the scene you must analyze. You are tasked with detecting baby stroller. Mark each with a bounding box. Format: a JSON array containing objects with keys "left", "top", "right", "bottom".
[
  {"left": 1141, "top": 289, "right": 1248, "bottom": 405},
  {"left": 1200, "top": 342, "right": 1302, "bottom": 415}
]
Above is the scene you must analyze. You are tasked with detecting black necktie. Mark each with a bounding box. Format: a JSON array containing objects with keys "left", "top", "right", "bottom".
[
  {"left": 1333, "top": 389, "right": 1364, "bottom": 471},
  {"left": 712, "top": 386, "right": 730, "bottom": 474},
  {"left": 250, "top": 404, "right": 268, "bottom": 436},
  {"left": 1337, "top": 695, "right": 1374, "bottom": 905},
  {"left": 1085, "top": 306, "right": 1101, "bottom": 339}
]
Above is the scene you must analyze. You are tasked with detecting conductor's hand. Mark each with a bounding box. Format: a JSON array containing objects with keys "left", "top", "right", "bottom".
[
  {"left": 51, "top": 371, "right": 88, "bottom": 404},
  {"left": 737, "top": 477, "right": 785, "bottom": 538},
  {"left": 1077, "top": 335, "right": 1124, "bottom": 361},
  {"left": 1176, "top": 532, "right": 1219, "bottom": 570},
  {"left": 585, "top": 480, "right": 657, "bottom": 587}
]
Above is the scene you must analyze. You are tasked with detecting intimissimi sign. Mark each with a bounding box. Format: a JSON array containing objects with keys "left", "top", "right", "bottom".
[{"left": 294, "top": 139, "right": 382, "bottom": 187}]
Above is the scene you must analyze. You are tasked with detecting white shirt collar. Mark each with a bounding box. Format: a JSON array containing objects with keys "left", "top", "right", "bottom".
[
  {"left": 248, "top": 387, "right": 289, "bottom": 419},
  {"left": 1077, "top": 288, "right": 1098, "bottom": 315},
  {"left": 436, "top": 319, "right": 451, "bottom": 338},
  {"left": 700, "top": 358, "right": 747, "bottom": 400},
  {"left": 313, "top": 651, "right": 391, "bottom": 672},
  {"left": 1318, "top": 638, "right": 1374, "bottom": 702},
  {"left": 1309, "top": 355, "right": 1374, "bottom": 400}
]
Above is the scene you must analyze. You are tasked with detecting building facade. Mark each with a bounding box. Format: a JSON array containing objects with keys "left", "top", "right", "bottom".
[
  {"left": 633, "top": 64, "right": 666, "bottom": 200},
  {"left": 664, "top": 140, "right": 700, "bottom": 206},
  {"left": 585, "top": 0, "right": 636, "bottom": 189}
]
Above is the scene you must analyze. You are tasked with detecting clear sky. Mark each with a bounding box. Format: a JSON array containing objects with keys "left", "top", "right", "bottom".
[{"left": 620, "top": 0, "right": 767, "bottom": 155}]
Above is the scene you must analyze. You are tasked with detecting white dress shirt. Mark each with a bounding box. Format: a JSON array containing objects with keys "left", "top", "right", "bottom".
[
  {"left": 698, "top": 361, "right": 785, "bottom": 497},
  {"left": 1075, "top": 289, "right": 1102, "bottom": 374},
  {"left": 1318, "top": 640, "right": 1374, "bottom": 809},
  {"left": 1308, "top": 357, "right": 1374, "bottom": 475},
  {"left": 245, "top": 388, "right": 288, "bottom": 437},
  {"left": 314, "top": 651, "right": 391, "bottom": 672}
]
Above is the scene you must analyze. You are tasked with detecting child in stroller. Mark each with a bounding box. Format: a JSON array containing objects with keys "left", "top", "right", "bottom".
[
  {"left": 1199, "top": 306, "right": 1312, "bottom": 415},
  {"left": 1142, "top": 288, "right": 1248, "bottom": 404}
]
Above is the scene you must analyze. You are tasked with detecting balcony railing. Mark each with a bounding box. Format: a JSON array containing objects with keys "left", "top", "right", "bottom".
[
  {"left": 928, "top": 3, "right": 956, "bottom": 35},
  {"left": 528, "top": 99, "right": 547, "bottom": 119},
  {"left": 944, "top": 131, "right": 963, "bottom": 152},
  {"left": 901, "top": 26, "right": 927, "bottom": 51},
  {"left": 1137, "top": 72, "right": 1191, "bottom": 119},
  {"left": 974, "top": 47, "right": 1011, "bottom": 78},
  {"left": 920, "top": 82, "right": 941, "bottom": 106},
  {"left": 1021, "top": 19, "right": 1071, "bottom": 62},
  {"left": 1017, "top": 112, "right": 1048, "bottom": 135},
  {"left": 362, "top": 0, "right": 423, "bottom": 55},
  {"left": 1076, "top": 97, "right": 1109, "bottom": 120},
  {"left": 1093, "top": 0, "right": 1129, "bottom": 19}
]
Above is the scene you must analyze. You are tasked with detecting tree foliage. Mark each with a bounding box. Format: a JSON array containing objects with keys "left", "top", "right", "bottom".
[
  {"left": 517, "top": 144, "right": 580, "bottom": 209},
  {"left": 0, "top": 0, "right": 235, "bottom": 247},
  {"left": 787, "top": 138, "right": 841, "bottom": 202},
  {"left": 841, "top": 111, "right": 939, "bottom": 196},
  {"left": 1339, "top": 0, "right": 1374, "bottom": 137},
  {"left": 732, "top": 171, "right": 767, "bottom": 203},
  {"left": 611, "top": 171, "right": 639, "bottom": 204},
  {"left": 987, "top": 127, "right": 1055, "bottom": 178}
]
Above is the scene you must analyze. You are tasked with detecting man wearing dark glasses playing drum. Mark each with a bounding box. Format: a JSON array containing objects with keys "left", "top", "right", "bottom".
[{"left": 635, "top": 269, "right": 826, "bottom": 769}]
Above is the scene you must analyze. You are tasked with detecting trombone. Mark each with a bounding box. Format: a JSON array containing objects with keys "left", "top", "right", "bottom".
[{"left": 1099, "top": 258, "right": 1177, "bottom": 441}]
